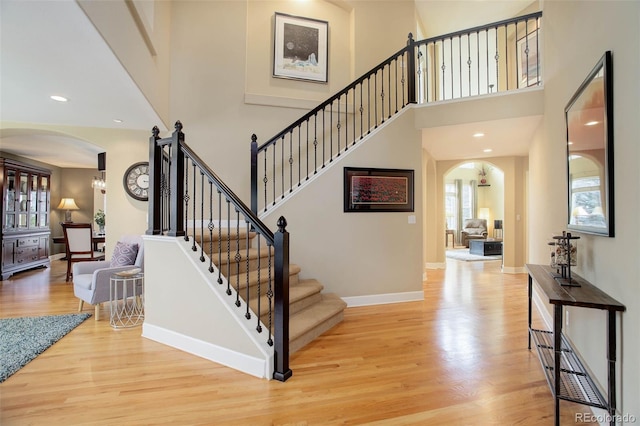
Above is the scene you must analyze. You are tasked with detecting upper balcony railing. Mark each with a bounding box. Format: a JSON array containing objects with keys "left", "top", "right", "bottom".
[{"left": 251, "top": 11, "right": 542, "bottom": 216}]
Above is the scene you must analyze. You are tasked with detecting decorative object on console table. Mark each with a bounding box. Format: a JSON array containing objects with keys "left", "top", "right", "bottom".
[
  {"left": 549, "top": 231, "right": 580, "bottom": 286},
  {"left": 57, "top": 198, "right": 79, "bottom": 223},
  {"left": 273, "top": 12, "right": 328, "bottom": 83},
  {"left": 343, "top": 167, "right": 414, "bottom": 213}
]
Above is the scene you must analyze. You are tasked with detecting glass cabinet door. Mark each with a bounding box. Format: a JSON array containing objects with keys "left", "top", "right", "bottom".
[
  {"left": 18, "top": 173, "right": 28, "bottom": 228},
  {"left": 38, "top": 176, "right": 49, "bottom": 227},
  {"left": 29, "top": 174, "right": 38, "bottom": 227},
  {"left": 4, "top": 169, "right": 16, "bottom": 231}
]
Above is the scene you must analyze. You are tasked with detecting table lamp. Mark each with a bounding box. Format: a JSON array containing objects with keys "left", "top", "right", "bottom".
[{"left": 57, "top": 198, "right": 79, "bottom": 222}]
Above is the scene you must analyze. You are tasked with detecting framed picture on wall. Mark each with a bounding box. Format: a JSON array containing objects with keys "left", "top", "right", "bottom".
[
  {"left": 517, "top": 31, "right": 540, "bottom": 88},
  {"left": 273, "top": 12, "right": 328, "bottom": 83},
  {"left": 344, "top": 167, "right": 414, "bottom": 212}
]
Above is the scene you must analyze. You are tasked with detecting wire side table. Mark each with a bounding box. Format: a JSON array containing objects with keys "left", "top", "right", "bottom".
[{"left": 109, "top": 271, "right": 144, "bottom": 328}]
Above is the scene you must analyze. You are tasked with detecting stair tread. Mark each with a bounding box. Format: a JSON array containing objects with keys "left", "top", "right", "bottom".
[{"left": 289, "top": 293, "right": 347, "bottom": 341}]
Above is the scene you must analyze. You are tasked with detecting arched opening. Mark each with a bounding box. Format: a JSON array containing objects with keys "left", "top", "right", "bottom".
[{"left": 443, "top": 160, "right": 505, "bottom": 259}]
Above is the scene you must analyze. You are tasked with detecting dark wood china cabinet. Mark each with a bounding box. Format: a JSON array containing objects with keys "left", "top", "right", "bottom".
[{"left": 1, "top": 158, "right": 51, "bottom": 280}]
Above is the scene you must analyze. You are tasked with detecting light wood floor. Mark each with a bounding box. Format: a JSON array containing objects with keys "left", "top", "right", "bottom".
[{"left": 0, "top": 258, "right": 596, "bottom": 425}]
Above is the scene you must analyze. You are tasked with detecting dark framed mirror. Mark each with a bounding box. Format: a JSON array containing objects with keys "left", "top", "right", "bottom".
[{"left": 565, "top": 51, "right": 614, "bottom": 237}]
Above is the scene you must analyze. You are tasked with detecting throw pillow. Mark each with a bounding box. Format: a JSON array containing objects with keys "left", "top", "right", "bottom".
[{"left": 110, "top": 242, "right": 139, "bottom": 267}]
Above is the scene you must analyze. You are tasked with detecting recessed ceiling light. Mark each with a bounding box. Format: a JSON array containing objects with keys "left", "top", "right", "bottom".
[
  {"left": 585, "top": 121, "right": 599, "bottom": 126},
  {"left": 473, "top": 132, "right": 484, "bottom": 138},
  {"left": 113, "top": 119, "right": 123, "bottom": 123},
  {"left": 483, "top": 149, "right": 493, "bottom": 153},
  {"left": 50, "top": 95, "right": 68, "bottom": 102}
]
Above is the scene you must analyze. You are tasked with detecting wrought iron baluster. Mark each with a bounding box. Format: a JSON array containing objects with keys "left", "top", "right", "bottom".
[
  {"left": 234, "top": 210, "right": 241, "bottom": 307},
  {"left": 288, "top": 131, "right": 293, "bottom": 193},
  {"left": 305, "top": 119, "right": 309, "bottom": 181},
  {"left": 485, "top": 28, "right": 489, "bottom": 93},
  {"left": 280, "top": 135, "right": 285, "bottom": 199},
  {"left": 458, "top": 36, "right": 462, "bottom": 98},
  {"left": 297, "top": 125, "right": 301, "bottom": 186},
  {"left": 450, "top": 37, "right": 453, "bottom": 100},
  {"left": 367, "top": 76, "right": 371, "bottom": 134},
  {"left": 359, "top": 82, "right": 364, "bottom": 139},
  {"left": 467, "top": 35, "right": 472, "bottom": 96},
  {"left": 494, "top": 26, "right": 499, "bottom": 92},
  {"left": 263, "top": 146, "right": 268, "bottom": 212},
  {"left": 476, "top": 31, "right": 480, "bottom": 95},
  {"left": 329, "top": 103, "right": 333, "bottom": 162},
  {"left": 217, "top": 190, "right": 223, "bottom": 284},
  {"left": 191, "top": 162, "right": 197, "bottom": 251},
  {"left": 208, "top": 181, "right": 214, "bottom": 272},
  {"left": 267, "top": 241, "right": 273, "bottom": 346},
  {"left": 525, "top": 19, "right": 529, "bottom": 87},
  {"left": 374, "top": 70, "right": 379, "bottom": 128},
  {"left": 394, "top": 57, "right": 398, "bottom": 113},
  {"left": 380, "top": 67, "right": 385, "bottom": 123},
  {"left": 199, "top": 172, "right": 205, "bottom": 261},
  {"left": 321, "top": 108, "right": 326, "bottom": 168},
  {"left": 336, "top": 95, "right": 341, "bottom": 156},
  {"left": 505, "top": 22, "right": 509, "bottom": 90},
  {"left": 245, "top": 219, "right": 251, "bottom": 320},
  {"left": 225, "top": 200, "right": 232, "bottom": 295},
  {"left": 272, "top": 142, "right": 276, "bottom": 206},
  {"left": 313, "top": 115, "right": 318, "bottom": 174},
  {"left": 184, "top": 157, "right": 190, "bottom": 242},
  {"left": 256, "top": 234, "right": 263, "bottom": 333}
]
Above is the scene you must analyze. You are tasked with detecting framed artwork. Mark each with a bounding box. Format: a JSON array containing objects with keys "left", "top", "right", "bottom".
[
  {"left": 517, "top": 31, "right": 540, "bottom": 88},
  {"left": 344, "top": 167, "right": 414, "bottom": 213},
  {"left": 273, "top": 12, "right": 328, "bottom": 83}
]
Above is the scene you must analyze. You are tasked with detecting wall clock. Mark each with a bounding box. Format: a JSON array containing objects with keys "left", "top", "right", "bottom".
[{"left": 123, "top": 162, "right": 150, "bottom": 201}]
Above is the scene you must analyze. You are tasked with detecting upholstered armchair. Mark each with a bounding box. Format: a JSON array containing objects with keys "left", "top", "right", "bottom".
[
  {"left": 461, "top": 219, "right": 488, "bottom": 247},
  {"left": 73, "top": 235, "right": 144, "bottom": 320}
]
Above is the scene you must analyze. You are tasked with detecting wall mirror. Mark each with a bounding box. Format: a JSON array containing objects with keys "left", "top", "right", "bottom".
[{"left": 565, "top": 51, "right": 614, "bottom": 237}]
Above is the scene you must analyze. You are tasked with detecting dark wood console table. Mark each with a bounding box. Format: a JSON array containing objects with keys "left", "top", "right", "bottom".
[{"left": 526, "top": 264, "right": 625, "bottom": 426}]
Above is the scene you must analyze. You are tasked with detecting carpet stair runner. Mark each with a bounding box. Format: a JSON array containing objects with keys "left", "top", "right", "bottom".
[{"left": 193, "top": 227, "right": 346, "bottom": 353}]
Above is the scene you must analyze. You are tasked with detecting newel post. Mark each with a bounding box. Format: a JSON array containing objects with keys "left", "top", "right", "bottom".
[
  {"left": 146, "top": 126, "right": 162, "bottom": 235},
  {"left": 273, "top": 216, "right": 292, "bottom": 382},
  {"left": 168, "top": 121, "right": 185, "bottom": 237},
  {"left": 406, "top": 33, "right": 417, "bottom": 104},
  {"left": 250, "top": 134, "right": 258, "bottom": 215}
]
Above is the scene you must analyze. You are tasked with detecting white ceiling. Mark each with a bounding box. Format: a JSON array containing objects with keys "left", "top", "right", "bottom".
[
  {"left": 0, "top": 0, "right": 538, "bottom": 168},
  {"left": 0, "top": 0, "right": 163, "bottom": 168}
]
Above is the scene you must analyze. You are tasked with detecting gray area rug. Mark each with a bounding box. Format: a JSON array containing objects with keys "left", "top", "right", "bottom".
[
  {"left": 446, "top": 249, "right": 502, "bottom": 262},
  {"left": 0, "top": 313, "right": 91, "bottom": 382}
]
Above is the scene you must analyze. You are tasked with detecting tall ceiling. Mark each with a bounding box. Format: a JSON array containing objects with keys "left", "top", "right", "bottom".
[{"left": 0, "top": 0, "right": 537, "bottom": 169}]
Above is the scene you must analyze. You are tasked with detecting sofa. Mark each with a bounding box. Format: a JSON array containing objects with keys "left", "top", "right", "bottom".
[{"left": 461, "top": 218, "right": 488, "bottom": 247}]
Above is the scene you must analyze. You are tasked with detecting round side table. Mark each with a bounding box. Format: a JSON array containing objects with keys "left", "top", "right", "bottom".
[{"left": 109, "top": 270, "right": 144, "bottom": 328}]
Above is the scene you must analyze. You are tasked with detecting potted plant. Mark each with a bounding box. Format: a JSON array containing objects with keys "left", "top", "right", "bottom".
[{"left": 94, "top": 209, "right": 106, "bottom": 234}]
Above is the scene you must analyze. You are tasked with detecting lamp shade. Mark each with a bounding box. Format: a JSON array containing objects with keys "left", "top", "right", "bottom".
[
  {"left": 478, "top": 207, "right": 490, "bottom": 221},
  {"left": 57, "top": 198, "right": 79, "bottom": 210}
]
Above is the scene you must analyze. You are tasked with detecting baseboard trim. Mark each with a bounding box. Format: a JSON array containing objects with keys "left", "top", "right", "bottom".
[
  {"left": 50, "top": 253, "right": 65, "bottom": 261},
  {"left": 502, "top": 266, "right": 526, "bottom": 274},
  {"left": 142, "top": 323, "right": 272, "bottom": 380},
  {"left": 342, "top": 291, "right": 424, "bottom": 308}
]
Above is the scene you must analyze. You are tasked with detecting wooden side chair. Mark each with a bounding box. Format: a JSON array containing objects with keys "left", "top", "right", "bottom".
[{"left": 62, "top": 223, "right": 105, "bottom": 281}]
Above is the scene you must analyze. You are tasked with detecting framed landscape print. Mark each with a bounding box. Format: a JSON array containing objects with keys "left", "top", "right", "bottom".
[
  {"left": 344, "top": 167, "right": 414, "bottom": 213},
  {"left": 273, "top": 12, "right": 328, "bottom": 83}
]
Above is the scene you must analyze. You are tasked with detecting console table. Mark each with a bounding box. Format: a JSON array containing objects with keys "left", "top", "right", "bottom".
[{"left": 526, "top": 264, "right": 625, "bottom": 426}]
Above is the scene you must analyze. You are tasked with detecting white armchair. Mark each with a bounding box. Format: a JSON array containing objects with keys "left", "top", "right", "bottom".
[{"left": 73, "top": 235, "right": 144, "bottom": 320}]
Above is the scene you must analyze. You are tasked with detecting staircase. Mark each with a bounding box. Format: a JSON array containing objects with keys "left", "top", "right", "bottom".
[{"left": 193, "top": 226, "right": 346, "bottom": 354}]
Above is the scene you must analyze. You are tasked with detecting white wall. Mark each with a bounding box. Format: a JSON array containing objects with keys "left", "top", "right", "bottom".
[{"left": 530, "top": 0, "right": 640, "bottom": 418}]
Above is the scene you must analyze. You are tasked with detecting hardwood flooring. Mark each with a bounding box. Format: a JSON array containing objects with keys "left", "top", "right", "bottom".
[{"left": 0, "top": 259, "right": 596, "bottom": 425}]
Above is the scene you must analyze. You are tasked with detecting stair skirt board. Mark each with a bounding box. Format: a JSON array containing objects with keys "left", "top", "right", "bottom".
[{"left": 143, "top": 323, "right": 273, "bottom": 379}]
